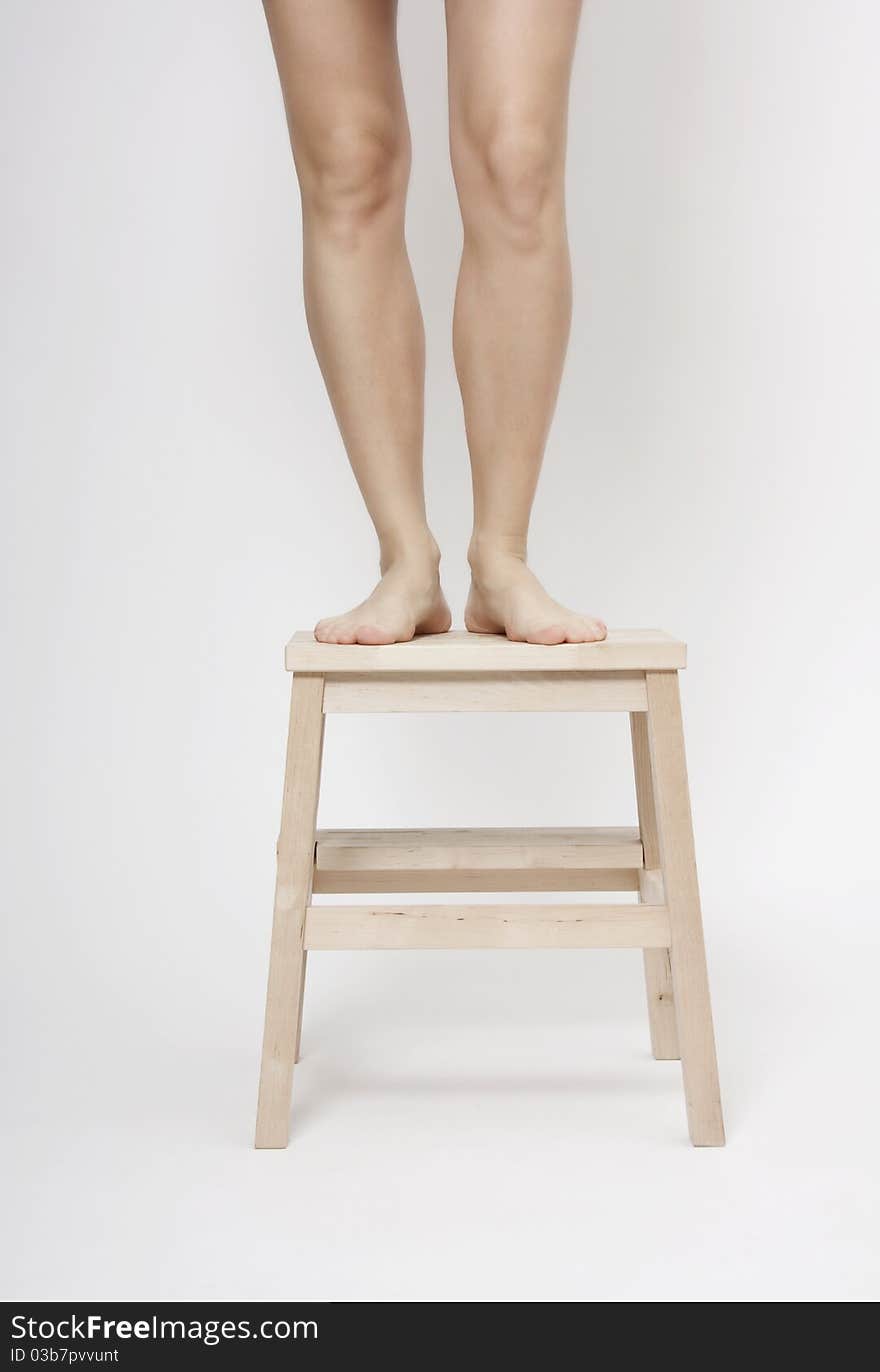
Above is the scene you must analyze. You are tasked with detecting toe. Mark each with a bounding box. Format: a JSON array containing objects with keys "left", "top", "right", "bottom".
[
  {"left": 560, "top": 616, "right": 606, "bottom": 643},
  {"left": 316, "top": 618, "right": 358, "bottom": 644}
]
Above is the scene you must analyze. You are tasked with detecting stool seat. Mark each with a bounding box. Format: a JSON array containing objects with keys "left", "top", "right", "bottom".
[
  {"left": 256, "top": 626, "right": 724, "bottom": 1150},
  {"left": 286, "top": 627, "right": 686, "bottom": 673}
]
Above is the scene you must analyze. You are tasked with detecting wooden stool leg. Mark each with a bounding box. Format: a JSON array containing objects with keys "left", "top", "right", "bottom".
[
  {"left": 255, "top": 675, "right": 325, "bottom": 1148},
  {"left": 630, "top": 712, "right": 680, "bottom": 1061},
  {"left": 294, "top": 951, "right": 307, "bottom": 1063},
  {"left": 645, "top": 672, "right": 725, "bottom": 1146}
]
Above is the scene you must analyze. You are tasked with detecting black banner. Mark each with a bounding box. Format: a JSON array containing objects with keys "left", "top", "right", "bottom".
[{"left": 4, "top": 1302, "right": 554, "bottom": 1365}]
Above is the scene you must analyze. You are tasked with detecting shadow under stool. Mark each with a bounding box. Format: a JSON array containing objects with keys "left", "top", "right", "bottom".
[{"left": 255, "top": 629, "right": 724, "bottom": 1148}]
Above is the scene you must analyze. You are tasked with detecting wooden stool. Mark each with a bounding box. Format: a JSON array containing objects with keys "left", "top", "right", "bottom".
[{"left": 255, "top": 630, "right": 724, "bottom": 1148}]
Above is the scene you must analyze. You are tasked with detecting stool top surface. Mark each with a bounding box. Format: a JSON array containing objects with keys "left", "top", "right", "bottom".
[{"left": 285, "top": 628, "right": 686, "bottom": 673}]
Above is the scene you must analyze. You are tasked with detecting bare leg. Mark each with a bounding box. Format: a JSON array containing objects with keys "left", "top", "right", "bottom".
[
  {"left": 264, "top": 0, "right": 450, "bottom": 644},
  {"left": 446, "top": 0, "right": 606, "bottom": 644}
]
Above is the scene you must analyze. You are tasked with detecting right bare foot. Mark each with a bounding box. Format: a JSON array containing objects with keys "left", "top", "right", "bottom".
[
  {"left": 314, "top": 548, "right": 451, "bottom": 645},
  {"left": 465, "top": 545, "right": 606, "bottom": 645}
]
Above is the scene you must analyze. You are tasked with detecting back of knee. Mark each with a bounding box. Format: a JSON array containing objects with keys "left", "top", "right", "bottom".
[{"left": 301, "top": 123, "right": 409, "bottom": 246}]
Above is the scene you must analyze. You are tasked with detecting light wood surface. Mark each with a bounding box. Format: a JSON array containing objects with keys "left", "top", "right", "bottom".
[
  {"left": 286, "top": 628, "right": 686, "bottom": 674},
  {"left": 255, "top": 676, "right": 325, "bottom": 1148},
  {"left": 305, "top": 903, "right": 670, "bottom": 950},
  {"left": 254, "top": 632, "right": 724, "bottom": 1148},
  {"left": 314, "top": 826, "right": 643, "bottom": 893},
  {"left": 639, "top": 870, "right": 678, "bottom": 1061},
  {"left": 322, "top": 671, "right": 648, "bottom": 713},
  {"left": 314, "top": 869, "right": 639, "bottom": 893},
  {"left": 645, "top": 672, "right": 724, "bottom": 1145},
  {"left": 294, "top": 951, "right": 307, "bottom": 1065},
  {"left": 630, "top": 713, "right": 680, "bottom": 1061}
]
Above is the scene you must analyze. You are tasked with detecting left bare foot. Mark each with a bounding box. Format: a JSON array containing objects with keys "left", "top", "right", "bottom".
[{"left": 465, "top": 550, "right": 606, "bottom": 645}]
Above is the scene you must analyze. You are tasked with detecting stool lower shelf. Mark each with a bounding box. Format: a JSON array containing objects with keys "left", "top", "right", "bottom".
[
  {"left": 314, "top": 825, "right": 643, "bottom": 892},
  {"left": 310, "top": 825, "right": 667, "bottom": 947}
]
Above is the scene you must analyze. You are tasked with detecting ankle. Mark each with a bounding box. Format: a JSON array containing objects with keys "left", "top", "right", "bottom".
[
  {"left": 467, "top": 534, "right": 528, "bottom": 584},
  {"left": 379, "top": 529, "right": 442, "bottom": 580}
]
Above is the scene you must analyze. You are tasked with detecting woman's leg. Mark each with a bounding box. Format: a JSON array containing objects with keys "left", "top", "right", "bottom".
[
  {"left": 264, "top": 0, "right": 450, "bottom": 644},
  {"left": 445, "top": 0, "right": 606, "bottom": 644}
]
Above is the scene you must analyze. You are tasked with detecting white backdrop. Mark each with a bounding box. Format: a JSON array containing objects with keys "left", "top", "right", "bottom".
[{"left": 3, "top": 1, "right": 878, "bottom": 1301}]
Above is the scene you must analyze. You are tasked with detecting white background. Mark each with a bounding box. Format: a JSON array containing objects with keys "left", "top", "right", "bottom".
[{"left": 3, "top": 0, "right": 878, "bottom": 1301}]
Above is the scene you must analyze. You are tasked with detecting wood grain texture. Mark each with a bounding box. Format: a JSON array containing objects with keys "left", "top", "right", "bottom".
[
  {"left": 286, "top": 628, "right": 686, "bottom": 674},
  {"left": 313, "top": 825, "right": 642, "bottom": 892},
  {"left": 646, "top": 672, "right": 724, "bottom": 1145},
  {"left": 294, "top": 951, "right": 307, "bottom": 1065},
  {"left": 313, "top": 868, "right": 640, "bottom": 893},
  {"left": 255, "top": 676, "right": 325, "bottom": 1148},
  {"left": 304, "top": 903, "right": 670, "bottom": 950},
  {"left": 323, "top": 671, "right": 648, "bottom": 713},
  {"left": 631, "top": 713, "right": 680, "bottom": 1060},
  {"left": 640, "top": 871, "right": 679, "bottom": 1061}
]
